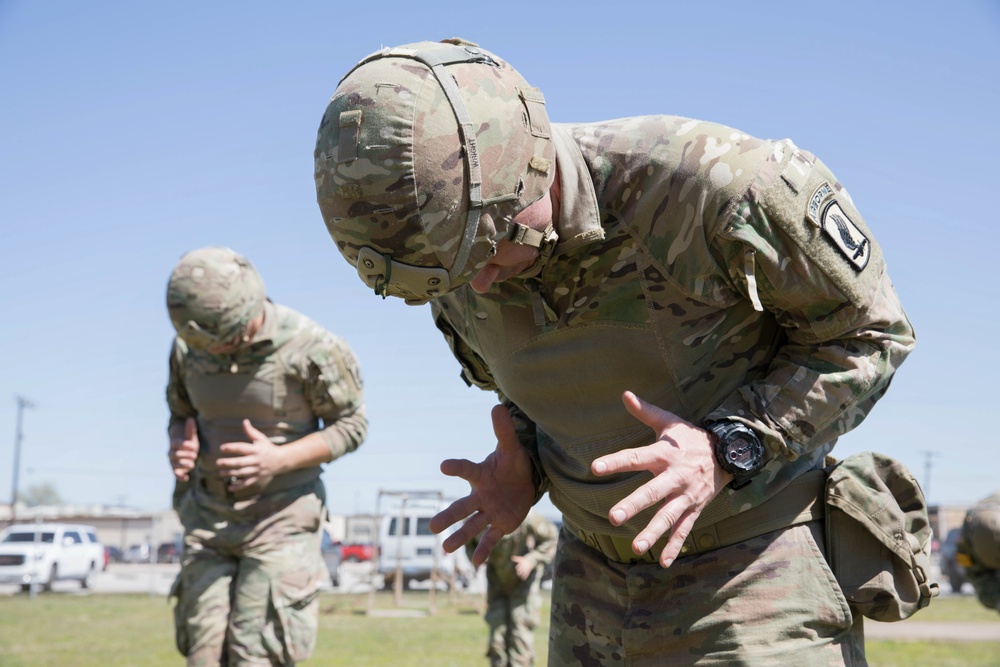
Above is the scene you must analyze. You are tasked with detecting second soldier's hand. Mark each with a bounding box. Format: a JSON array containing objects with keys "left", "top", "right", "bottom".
[
  {"left": 169, "top": 417, "right": 199, "bottom": 482},
  {"left": 592, "top": 391, "right": 732, "bottom": 569},
  {"left": 429, "top": 404, "right": 536, "bottom": 567},
  {"left": 511, "top": 555, "right": 534, "bottom": 581},
  {"left": 217, "top": 419, "right": 284, "bottom": 492}
]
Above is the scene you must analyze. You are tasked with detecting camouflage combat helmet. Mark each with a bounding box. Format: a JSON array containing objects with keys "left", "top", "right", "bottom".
[
  {"left": 166, "top": 246, "right": 266, "bottom": 350},
  {"left": 963, "top": 495, "right": 1000, "bottom": 569},
  {"left": 314, "top": 38, "right": 557, "bottom": 302}
]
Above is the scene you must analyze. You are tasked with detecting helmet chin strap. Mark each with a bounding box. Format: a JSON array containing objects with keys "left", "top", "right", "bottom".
[
  {"left": 510, "top": 220, "right": 558, "bottom": 254},
  {"left": 508, "top": 220, "right": 559, "bottom": 279}
]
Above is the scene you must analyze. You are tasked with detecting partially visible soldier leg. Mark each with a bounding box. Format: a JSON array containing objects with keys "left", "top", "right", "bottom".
[
  {"left": 485, "top": 596, "right": 513, "bottom": 667},
  {"left": 548, "top": 528, "right": 629, "bottom": 667},
  {"left": 508, "top": 584, "right": 542, "bottom": 667},
  {"left": 550, "top": 524, "right": 862, "bottom": 667},
  {"left": 172, "top": 548, "right": 238, "bottom": 667},
  {"left": 228, "top": 491, "right": 325, "bottom": 666}
]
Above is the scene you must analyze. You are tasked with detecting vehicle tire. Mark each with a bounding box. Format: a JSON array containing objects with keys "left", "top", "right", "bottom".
[
  {"left": 20, "top": 583, "right": 30, "bottom": 593},
  {"left": 43, "top": 564, "right": 57, "bottom": 592},
  {"left": 347, "top": 555, "right": 359, "bottom": 563},
  {"left": 81, "top": 562, "right": 96, "bottom": 589}
]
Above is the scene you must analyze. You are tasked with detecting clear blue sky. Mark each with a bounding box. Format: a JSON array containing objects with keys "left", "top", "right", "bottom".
[{"left": 1, "top": 0, "right": 998, "bottom": 517}]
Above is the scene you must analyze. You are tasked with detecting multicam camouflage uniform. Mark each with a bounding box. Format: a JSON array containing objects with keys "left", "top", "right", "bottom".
[
  {"left": 166, "top": 248, "right": 367, "bottom": 666},
  {"left": 314, "top": 42, "right": 913, "bottom": 667},
  {"left": 957, "top": 491, "right": 1000, "bottom": 612},
  {"left": 467, "top": 511, "right": 559, "bottom": 667},
  {"left": 429, "top": 118, "right": 912, "bottom": 666}
]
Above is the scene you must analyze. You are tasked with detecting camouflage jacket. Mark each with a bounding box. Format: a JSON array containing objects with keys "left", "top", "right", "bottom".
[
  {"left": 167, "top": 301, "right": 367, "bottom": 501},
  {"left": 431, "top": 117, "right": 914, "bottom": 538}
]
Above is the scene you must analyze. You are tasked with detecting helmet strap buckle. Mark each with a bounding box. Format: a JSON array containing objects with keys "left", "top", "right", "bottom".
[{"left": 509, "top": 221, "right": 558, "bottom": 260}]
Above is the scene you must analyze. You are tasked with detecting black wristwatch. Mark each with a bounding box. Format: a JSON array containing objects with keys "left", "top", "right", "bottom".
[{"left": 706, "top": 420, "right": 767, "bottom": 490}]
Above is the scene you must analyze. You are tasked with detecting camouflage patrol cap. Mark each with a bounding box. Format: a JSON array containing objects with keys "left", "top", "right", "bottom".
[
  {"left": 964, "top": 498, "right": 1000, "bottom": 569},
  {"left": 314, "top": 38, "right": 556, "bottom": 302},
  {"left": 166, "top": 246, "right": 265, "bottom": 350}
]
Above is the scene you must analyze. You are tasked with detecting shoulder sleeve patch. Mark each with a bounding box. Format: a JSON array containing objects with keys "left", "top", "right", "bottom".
[
  {"left": 754, "top": 152, "right": 884, "bottom": 307},
  {"left": 805, "top": 179, "right": 872, "bottom": 271},
  {"left": 820, "top": 199, "right": 870, "bottom": 271},
  {"left": 806, "top": 181, "right": 835, "bottom": 225}
]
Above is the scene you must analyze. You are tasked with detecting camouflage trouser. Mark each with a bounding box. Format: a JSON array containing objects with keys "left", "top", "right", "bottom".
[
  {"left": 170, "top": 481, "right": 326, "bottom": 667},
  {"left": 485, "top": 572, "right": 543, "bottom": 666},
  {"left": 549, "top": 523, "right": 866, "bottom": 667}
]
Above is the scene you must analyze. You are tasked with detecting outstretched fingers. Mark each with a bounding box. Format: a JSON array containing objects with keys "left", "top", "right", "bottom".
[
  {"left": 470, "top": 525, "right": 506, "bottom": 566},
  {"left": 606, "top": 474, "right": 676, "bottom": 527},
  {"left": 491, "top": 404, "right": 519, "bottom": 455},
  {"left": 621, "top": 390, "right": 675, "bottom": 431},
  {"left": 184, "top": 417, "right": 198, "bottom": 443},
  {"left": 657, "top": 509, "right": 699, "bottom": 568},
  {"left": 242, "top": 419, "right": 267, "bottom": 442},
  {"left": 442, "top": 512, "right": 490, "bottom": 554},
  {"left": 429, "top": 494, "right": 478, "bottom": 534}
]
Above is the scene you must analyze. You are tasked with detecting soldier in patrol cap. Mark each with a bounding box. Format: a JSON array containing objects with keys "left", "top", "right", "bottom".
[
  {"left": 165, "top": 246, "right": 367, "bottom": 666},
  {"left": 314, "top": 39, "right": 914, "bottom": 665},
  {"left": 957, "top": 491, "right": 1000, "bottom": 612}
]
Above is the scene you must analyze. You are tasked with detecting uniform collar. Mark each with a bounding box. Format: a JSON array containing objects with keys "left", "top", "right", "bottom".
[
  {"left": 550, "top": 123, "right": 604, "bottom": 255},
  {"left": 247, "top": 299, "right": 278, "bottom": 346}
]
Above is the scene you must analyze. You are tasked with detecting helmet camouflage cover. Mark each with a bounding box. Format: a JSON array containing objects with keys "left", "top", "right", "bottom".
[
  {"left": 166, "top": 246, "right": 266, "bottom": 350},
  {"left": 314, "top": 38, "right": 555, "bottom": 302},
  {"left": 963, "top": 494, "right": 1000, "bottom": 569}
]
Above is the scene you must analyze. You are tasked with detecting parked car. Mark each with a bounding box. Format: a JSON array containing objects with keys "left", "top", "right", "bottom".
[
  {"left": 104, "top": 545, "right": 124, "bottom": 565},
  {"left": 157, "top": 541, "right": 181, "bottom": 564},
  {"left": 124, "top": 543, "right": 152, "bottom": 564},
  {"left": 320, "top": 528, "right": 342, "bottom": 587},
  {"left": 340, "top": 543, "right": 374, "bottom": 562},
  {"left": 0, "top": 523, "right": 105, "bottom": 592},
  {"left": 939, "top": 527, "right": 969, "bottom": 593},
  {"left": 377, "top": 505, "right": 472, "bottom": 591}
]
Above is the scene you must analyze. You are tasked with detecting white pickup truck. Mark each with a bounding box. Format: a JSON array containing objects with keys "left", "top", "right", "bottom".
[{"left": 0, "top": 523, "right": 105, "bottom": 592}]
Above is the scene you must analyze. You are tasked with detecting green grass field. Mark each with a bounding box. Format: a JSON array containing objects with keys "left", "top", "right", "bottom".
[{"left": 0, "top": 591, "right": 996, "bottom": 666}]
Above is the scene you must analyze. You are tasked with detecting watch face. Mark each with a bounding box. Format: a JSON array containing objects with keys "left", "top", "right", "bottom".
[{"left": 726, "top": 437, "right": 762, "bottom": 472}]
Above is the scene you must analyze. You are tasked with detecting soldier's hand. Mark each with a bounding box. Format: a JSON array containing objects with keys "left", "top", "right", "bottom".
[
  {"left": 430, "top": 404, "right": 535, "bottom": 566},
  {"left": 217, "top": 419, "right": 283, "bottom": 492},
  {"left": 591, "top": 391, "right": 732, "bottom": 568},
  {"left": 511, "top": 555, "right": 534, "bottom": 581},
  {"left": 169, "top": 417, "right": 199, "bottom": 482}
]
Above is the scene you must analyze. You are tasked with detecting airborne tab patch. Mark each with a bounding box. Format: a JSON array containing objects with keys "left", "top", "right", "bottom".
[
  {"left": 807, "top": 181, "right": 834, "bottom": 226},
  {"left": 821, "top": 200, "right": 870, "bottom": 271}
]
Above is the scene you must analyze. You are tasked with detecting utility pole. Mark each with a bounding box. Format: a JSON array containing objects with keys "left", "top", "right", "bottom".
[
  {"left": 919, "top": 450, "right": 941, "bottom": 504},
  {"left": 10, "top": 395, "right": 36, "bottom": 524}
]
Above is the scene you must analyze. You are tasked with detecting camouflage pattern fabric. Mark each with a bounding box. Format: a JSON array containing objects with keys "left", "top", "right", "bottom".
[
  {"left": 167, "top": 247, "right": 266, "bottom": 351},
  {"left": 170, "top": 481, "right": 326, "bottom": 666},
  {"left": 958, "top": 491, "right": 1000, "bottom": 611},
  {"left": 550, "top": 524, "right": 865, "bottom": 666},
  {"left": 314, "top": 39, "right": 556, "bottom": 299},
  {"left": 167, "top": 274, "right": 366, "bottom": 665},
  {"left": 824, "top": 452, "right": 938, "bottom": 621},
  {"left": 167, "top": 300, "right": 367, "bottom": 501},
  {"left": 317, "top": 40, "right": 913, "bottom": 664},
  {"left": 433, "top": 118, "right": 913, "bottom": 541},
  {"left": 468, "top": 512, "right": 559, "bottom": 666},
  {"left": 427, "top": 117, "right": 912, "bottom": 663}
]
